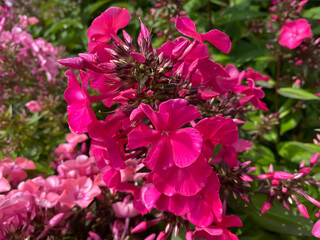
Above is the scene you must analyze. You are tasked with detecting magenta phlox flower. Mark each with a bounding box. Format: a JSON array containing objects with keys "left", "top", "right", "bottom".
[
  {"left": 87, "top": 7, "right": 130, "bottom": 50},
  {"left": 158, "top": 37, "right": 209, "bottom": 62},
  {"left": 213, "top": 139, "right": 251, "bottom": 168},
  {"left": 194, "top": 117, "right": 239, "bottom": 160},
  {"left": 0, "top": 157, "right": 35, "bottom": 184},
  {"left": 244, "top": 68, "right": 270, "bottom": 82},
  {"left": 60, "top": 176, "right": 101, "bottom": 208},
  {"left": 152, "top": 154, "right": 212, "bottom": 197},
  {"left": 313, "top": 219, "right": 320, "bottom": 238},
  {"left": 87, "top": 70, "right": 120, "bottom": 108},
  {"left": 174, "top": 16, "right": 231, "bottom": 53},
  {"left": 127, "top": 99, "right": 202, "bottom": 171},
  {"left": 88, "top": 118, "right": 125, "bottom": 170},
  {"left": 194, "top": 215, "right": 243, "bottom": 240},
  {"left": 186, "top": 172, "right": 222, "bottom": 227},
  {"left": 233, "top": 78, "right": 268, "bottom": 111},
  {"left": 279, "top": 19, "right": 312, "bottom": 49},
  {"left": 148, "top": 187, "right": 198, "bottom": 216},
  {"left": 194, "top": 63, "right": 243, "bottom": 94},
  {"left": 64, "top": 69, "right": 97, "bottom": 134}
]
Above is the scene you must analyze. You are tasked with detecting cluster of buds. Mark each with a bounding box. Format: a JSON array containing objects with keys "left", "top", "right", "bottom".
[{"left": 258, "top": 153, "right": 320, "bottom": 218}]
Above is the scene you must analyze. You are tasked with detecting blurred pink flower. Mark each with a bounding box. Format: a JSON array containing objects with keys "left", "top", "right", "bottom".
[
  {"left": 25, "top": 100, "right": 41, "bottom": 112},
  {"left": 0, "top": 157, "right": 35, "bottom": 184},
  {"left": 279, "top": 19, "right": 312, "bottom": 49}
]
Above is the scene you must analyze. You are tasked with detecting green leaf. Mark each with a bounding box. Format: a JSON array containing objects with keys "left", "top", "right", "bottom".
[
  {"left": 215, "top": 9, "right": 267, "bottom": 24},
  {"left": 302, "top": 7, "right": 320, "bottom": 20},
  {"left": 209, "top": 0, "right": 228, "bottom": 6},
  {"left": 44, "top": 18, "right": 81, "bottom": 37},
  {"left": 277, "top": 88, "right": 320, "bottom": 100},
  {"left": 278, "top": 141, "right": 320, "bottom": 164},
  {"left": 245, "top": 145, "right": 276, "bottom": 165},
  {"left": 84, "top": 0, "right": 111, "bottom": 15},
  {"left": 212, "top": 144, "right": 222, "bottom": 159},
  {"left": 280, "top": 111, "right": 302, "bottom": 135},
  {"left": 249, "top": 195, "right": 314, "bottom": 236},
  {"left": 5, "top": 105, "right": 12, "bottom": 118},
  {"left": 279, "top": 99, "right": 295, "bottom": 118}
]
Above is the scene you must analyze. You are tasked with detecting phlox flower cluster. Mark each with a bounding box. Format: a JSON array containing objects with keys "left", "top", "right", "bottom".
[
  {"left": 0, "top": 134, "right": 103, "bottom": 239},
  {"left": 0, "top": 2, "right": 61, "bottom": 87},
  {"left": 58, "top": 6, "right": 274, "bottom": 239},
  {"left": 0, "top": 1, "right": 66, "bottom": 160}
]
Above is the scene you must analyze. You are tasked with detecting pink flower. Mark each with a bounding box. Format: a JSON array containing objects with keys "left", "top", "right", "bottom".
[
  {"left": 0, "top": 167, "right": 10, "bottom": 192},
  {"left": 25, "top": 100, "right": 41, "bottom": 112},
  {"left": 64, "top": 70, "right": 97, "bottom": 134},
  {"left": 112, "top": 195, "right": 140, "bottom": 218},
  {"left": 0, "top": 157, "right": 36, "bottom": 184},
  {"left": 152, "top": 155, "right": 212, "bottom": 196},
  {"left": 194, "top": 215, "right": 243, "bottom": 240},
  {"left": 312, "top": 219, "right": 320, "bottom": 238},
  {"left": 127, "top": 99, "right": 202, "bottom": 171},
  {"left": 233, "top": 79, "right": 268, "bottom": 111},
  {"left": 60, "top": 176, "right": 101, "bottom": 208},
  {"left": 194, "top": 117, "right": 239, "bottom": 160},
  {"left": 186, "top": 172, "right": 223, "bottom": 226},
  {"left": 174, "top": 16, "right": 231, "bottom": 53},
  {"left": 87, "top": 7, "right": 130, "bottom": 50},
  {"left": 55, "top": 133, "right": 88, "bottom": 154},
  {"left": 57, "top": 155, "right": 94, "bottom": 178},
  {"left": 244, "top": 68, "right": 270, "bottom": 82},
  {"left": 279, "top": 19, "right": 312, "bottom": 49}
]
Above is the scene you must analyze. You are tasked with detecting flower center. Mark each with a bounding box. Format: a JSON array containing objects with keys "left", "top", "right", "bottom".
[{"left": 74, "top": 191, "right": 85, "bottom": 200}]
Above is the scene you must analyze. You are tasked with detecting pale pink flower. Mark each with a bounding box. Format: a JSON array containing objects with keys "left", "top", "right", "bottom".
[
  {"left": 25, "top": 100, "right": 41, "bottom": 112},
  {"left": 0, "top": 167, "right": 10, "bottom": 192},
  {"left": 60, "top": 176, "right": 101, "bottom": 208},
  {"left": 0, "top": 157, "right": 36, "bottom": 183},
  {"left": 112, "top": 195, "right": 140, "bottom": 218}
]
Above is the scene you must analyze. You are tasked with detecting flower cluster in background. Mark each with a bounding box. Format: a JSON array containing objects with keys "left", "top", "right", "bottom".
[{"left": 0, "top": 1, "right": 67, "bottom": 164}]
